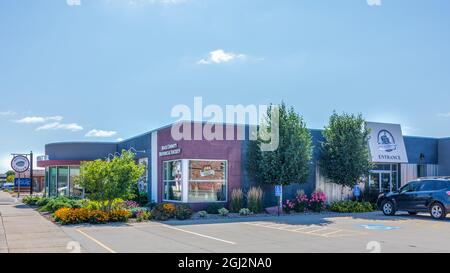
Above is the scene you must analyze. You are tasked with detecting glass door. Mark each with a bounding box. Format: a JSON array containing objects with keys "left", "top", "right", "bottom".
[{"left": 380, "top": 172, "right": 391, "bottom": 193}]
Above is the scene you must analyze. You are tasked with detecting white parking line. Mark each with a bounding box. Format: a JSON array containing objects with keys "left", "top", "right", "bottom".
[
  {"left": 322, "top": 229, "right": 343, "bottom": 237},
  {"left": 304, "top": 227, "right": 328, "bottom": 234},
  {"left": 244, "top": 222, "right": 364, "bottom": 238},
  {"left": 163, "top": 225, "right": 236, "bottom": 245}
]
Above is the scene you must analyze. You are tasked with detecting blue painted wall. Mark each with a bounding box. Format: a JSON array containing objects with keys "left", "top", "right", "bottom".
[{"left": 45, "top": 142, "right": 117, "bottom": 161}]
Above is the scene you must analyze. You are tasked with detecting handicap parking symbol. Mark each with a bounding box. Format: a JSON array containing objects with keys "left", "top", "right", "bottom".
[{"left": 359, "top": 224, "right": 401, "bottom": 230}]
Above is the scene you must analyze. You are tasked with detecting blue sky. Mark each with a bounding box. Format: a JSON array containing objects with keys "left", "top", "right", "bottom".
[{"left": 1, "top": 0, "right": 450, "bottom": 172}]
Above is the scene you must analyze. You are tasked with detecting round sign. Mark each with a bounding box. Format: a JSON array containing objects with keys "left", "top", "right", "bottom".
[{"left": 11, "top": 155, "right": 30, "bottom": 173}]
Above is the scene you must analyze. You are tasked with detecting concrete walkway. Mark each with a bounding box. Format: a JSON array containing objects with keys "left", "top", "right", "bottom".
[{"left": 0, "top": 191, "right": 81, "bottom": 253}]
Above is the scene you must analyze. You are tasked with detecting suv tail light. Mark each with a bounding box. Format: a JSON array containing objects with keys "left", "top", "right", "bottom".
[{"left": 447, "top": 191, "right": 450, "bottom": 196}]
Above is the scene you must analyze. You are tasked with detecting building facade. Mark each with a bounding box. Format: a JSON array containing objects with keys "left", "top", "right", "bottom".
[{"left": 37, "top": 121, "right": 450, "bottom": 208}]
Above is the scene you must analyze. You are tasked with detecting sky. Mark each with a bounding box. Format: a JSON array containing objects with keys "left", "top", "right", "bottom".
[{"left": 1, "top": 0, "right": 450, "bottom": 172}]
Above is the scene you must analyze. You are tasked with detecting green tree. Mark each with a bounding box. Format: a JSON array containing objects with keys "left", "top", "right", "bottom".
[
  {"left": 5, "top": 170, "right": 15, "bottom": 177},
  {"left": 318, "top": 112, "right": 372, "bottom": 192},
  {"left": 6, "top": 175, "right": 15, "bottom": 183},
  {"left": 76, "top": 150, "right": 145, "bottom": 212},
  {"left": 246, "top": 102, "right": 313, "bottom": 192}
]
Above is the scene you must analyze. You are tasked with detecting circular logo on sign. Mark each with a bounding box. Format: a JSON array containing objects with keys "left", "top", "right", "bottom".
[
  {"left": 11, "top": 155, "right": 30, "bottom": 173},
  {"left": 377, "top": 129, "right": 397, "bottom": 152}
]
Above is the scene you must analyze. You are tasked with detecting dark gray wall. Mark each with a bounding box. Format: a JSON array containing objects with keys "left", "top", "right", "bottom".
[
  {"left": 403, "top": 136, "right": 438, "bottom": 165},
  {"left": 45, "top": 142, "right": 117, "bottom": 161},
  {"left": 438, "top": 138, "right": 450, "bottom": 175}
]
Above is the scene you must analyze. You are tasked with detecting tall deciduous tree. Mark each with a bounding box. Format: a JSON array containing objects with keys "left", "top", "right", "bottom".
[
  {"left": 246, "top": 103, "right": 313, "bottom": 187},
  {"left": 76, "top": 150, "right": 145, "bottom": 211},
  {"left": 319, "top": 112, "right": 372, "bottom": 191}
]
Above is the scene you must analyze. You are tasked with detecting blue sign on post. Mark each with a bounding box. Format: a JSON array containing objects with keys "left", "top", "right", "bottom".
[
  {"left": 14, "top": 178, "right": 31, "bottom": 187},
  {"left": 275, "top": 185, "right": 282, "bottom": 197}
]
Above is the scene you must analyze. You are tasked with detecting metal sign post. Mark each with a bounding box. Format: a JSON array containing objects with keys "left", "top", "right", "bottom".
[
  {"left": 11, "top": 154, "right": 31, "bottom": 198},
  {"left": 275, "top": 185, "right": 283, "bottom": 216}
]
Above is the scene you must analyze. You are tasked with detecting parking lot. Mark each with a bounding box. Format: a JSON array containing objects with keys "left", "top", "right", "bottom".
[{"left": 61, "top": 212, "right": 450, "bottom": 253}]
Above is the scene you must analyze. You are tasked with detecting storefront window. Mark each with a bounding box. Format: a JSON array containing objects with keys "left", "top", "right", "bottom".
[
  {"left": 57, "top": 166, "right": 69, "bottom": 196},
  {"left": 188, "top": 160, "right": 227, "bottom": 202},
  {"left": 45, "top": 167, "right": 49, "bottom": 196},
  {"left": 138, "top": 158, "right": 148, "bottom": 193},
  {"left": 69, "top": 166, "right": 81, "bottom": 197},
  {"left": 163, "top": 160, "right": 182, "bottom": 201},
  {"left": 49, "top": 167, "right": 57, "bottom": 197}
]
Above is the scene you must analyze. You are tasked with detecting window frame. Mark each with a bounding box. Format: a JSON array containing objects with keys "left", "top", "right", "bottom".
[
  {"left": 162, "top": 159, "right": 184, "bottom": 203},
  {"left": 187, "top": 159, "right": 228, "bottom": 203},
  {"left": 161, "top": 159, "right": 229, "bottom": 203}
]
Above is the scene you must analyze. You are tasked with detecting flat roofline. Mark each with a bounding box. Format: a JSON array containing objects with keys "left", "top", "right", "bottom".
[{"left": 45, "top": 121, "right": 450, "bottom": 147}]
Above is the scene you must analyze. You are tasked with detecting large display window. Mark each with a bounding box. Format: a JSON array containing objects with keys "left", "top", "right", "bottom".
[
  {"left": 162, "top": 159, "right": 228, "bottom": 203},
  {"left": 188, "top": 160, "right": 227, "bottom": 202},
  {"left": 45, "top": 165, "right": 80, "bottom": 197}
]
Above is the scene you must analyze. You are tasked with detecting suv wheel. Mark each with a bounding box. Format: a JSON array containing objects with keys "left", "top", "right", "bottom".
[
  {"left": 382, "top": 200, "right": 396, "bottom": 216},
  {"left": 430, "top": 203, "right": 446, "bottom": 220}
]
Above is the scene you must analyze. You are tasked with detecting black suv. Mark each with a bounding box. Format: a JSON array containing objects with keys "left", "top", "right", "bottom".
[{"left": 377, "top": 177, "right": 450, "bottom": 220}]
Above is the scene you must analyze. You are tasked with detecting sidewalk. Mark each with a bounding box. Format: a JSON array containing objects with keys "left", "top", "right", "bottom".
[{"left": 0, "top": 191, "right": 81, "bottom": 253}]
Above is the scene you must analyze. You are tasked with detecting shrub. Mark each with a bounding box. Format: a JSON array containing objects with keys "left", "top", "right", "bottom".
[
  {"left": 151, "top": 203, "right": 176, "bottom": 221},
  {"left": 39, "top": 197, "right": 82, "bottom": 213},
  {"left": 198, "top": 211, "right": 208, "bottom": 218},
  {"left": 218, "top": 208, "right": 229, "bottom": 216},
  {"left": 247, "top": 187, "right": 263, "bottom": 213},
  {"left": 136, "top": 210, "right": 152, "bottom": 222},
  {"left": 108, "top": 210, "right": 131, "bottom": 222},
  {"left": 175, "top": 204, "right": 193, "bottom": 220},
  {"left": 81, "top": 198, "right": 124, "bottom": 211},
  {"left": 54, "top": 208, "right": 90, "bottom": 225},
  {"left": 230, "top": 189, "right": 244, "bottom": 213},
  {"left": 36, "top": 197, "right": 51, "bottom": 207},
  {"left": 239, "top": 208, "right": 253, "bottom": 216},
  {"left": 283, "top": 199, "right": 297, "bottom": 214},
  {"left": 119, "top": 200, "right": 140, "bottom": 209},
  {"left": 130, "top": 207, "right": 148, "bottom": 218},
  {"left": 22, "top": 196, "right": 41, "bottom": 206},
  {"left": 88, "top": 210, "right": 109, "bottom": 224},
  {"left": 206, "top": 203, "right": 224, "bottom": 215},
  {"left": 330, "top": 200, "right": 375, "bottom": 213},
  {"left": 294, "top": 190, "right": 309, "bottom": 212},
  {"left": 309, "top": 190, "right": 327, "bottom": 213}
]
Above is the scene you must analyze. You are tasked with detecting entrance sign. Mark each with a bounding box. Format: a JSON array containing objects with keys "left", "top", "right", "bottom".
[
  {"left": 11, "top": 155, "right": 30, "bottom": 173},
  {"left": 366, "top": 122, "right": 408, "bottom": 163}
]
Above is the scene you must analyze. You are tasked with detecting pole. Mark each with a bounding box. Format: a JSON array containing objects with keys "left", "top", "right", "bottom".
[
  {"left": 29, "top": 151, "right": 33, "bottom": 195},
  {"left": 17, "top": 172, "right": 20, "bottom": 198}
]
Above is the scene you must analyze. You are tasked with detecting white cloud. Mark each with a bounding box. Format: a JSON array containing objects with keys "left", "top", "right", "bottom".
[
  {"left": 0, "top": 111, "right": 16, "bottom": 116},
  {"left": 116, "top": 138, "right": 124, "bottom": 142},
  {"left": 15, "top": 116, "right": 63, "bottom": 124},
  {"left": 197, "top": 49, "right": 248, "bottom": 65},
  {"left": 108, "top": 0, "right": 187, "bottom": 7},
  {"left": 36, "top": 122, "right": 83, "bottom": 132},
  {"left": 437, "top": 113, "right": 450, "bottom": 118},
  {"left": 85, "top": 129, "right": 117, "bottom": 138}
]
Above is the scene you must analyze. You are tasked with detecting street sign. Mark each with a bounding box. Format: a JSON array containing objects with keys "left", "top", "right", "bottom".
[
  {"left": 14, "top": 178, "right": 31, "bottom": 187},
  {"left": 275, "top": 185, "right": 283, "bottom": 197},
  {"left": 11, "top": 155, "right": 30, "bottom": 173}
]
